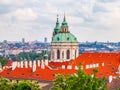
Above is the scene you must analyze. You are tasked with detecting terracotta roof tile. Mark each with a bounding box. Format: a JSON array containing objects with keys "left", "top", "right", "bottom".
[{"left": 0, "top": 52, "right": 120, "bottom": 81}]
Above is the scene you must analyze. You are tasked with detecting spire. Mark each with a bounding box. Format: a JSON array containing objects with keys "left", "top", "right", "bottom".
[
  {"left": 56, "top": 14, "right": 59, "bottom": 24},
  {"left": 63, "top": 13, "right": 66, "bottom": 22},
  {"left": 57, "top": 14, "right": 59, "bottom": 22},
  {"left": 61, "top": 13, "right": 69, "bottom": 33},
  {"left": 62, "top": 13, "right": 68, "bottom": 26},
  {"left": 53, "top": 14, "right": 61, "bottom": 36}
]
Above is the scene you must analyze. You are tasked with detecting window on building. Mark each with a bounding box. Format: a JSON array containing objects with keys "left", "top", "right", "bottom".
[
  {"left": 66, "top": 50, "right": 70, "bottom": 59},
  {"left": 21, "top": 73, "right": 25, "bottom": 76},
  {"left": 57, "top": 37, "right": 59, "bottom": 41},
  {"left": 57, "top": 50, "right": 60, "bottom": 59},
  {"left": 67, "top": 37, "right": 69, "bottom": 41},
  {"left": 36, "top": 74, "right": 39, "bottom": 76},
  {"left": 62, "top": 51, "right": 64, "bottom": 59},
  {"left": 75, "top": 50, "right": 77, "bottom": 58},
  {"left": 52, "top": 51, "right": 54, "bottom": 59},
  {"left": 65, "top": 28, "right": 67, "bottom": 32}
]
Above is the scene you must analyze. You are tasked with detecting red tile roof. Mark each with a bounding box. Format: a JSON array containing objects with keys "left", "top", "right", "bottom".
[
  {"left": 6, "top": 60, "right": 12, "bottom": 67},
  {"left": 72, "top": 52, "right": 120, "bottom": 78},
  {"left": 0, "top": 52, "right": 120, "bottom": 81},
  {"left": 9, "top": 68, "right": 32, "bottom": 79}
]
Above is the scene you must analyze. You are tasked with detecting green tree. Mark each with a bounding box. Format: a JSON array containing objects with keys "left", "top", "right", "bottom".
[
  {"left": 16, "top": 52, "right": 46, "bottom": 61},
  {"left": 0, "top": 57, "right": 7, "bottom": 66},
  {"left": 0, "top": 77, "right": 13, "bottom": 90},
  {"left": 13, "top": 80, "right": 41, "bottom": 90},
  {"left": 51, "top": 66, "right": 107, "bottom": 90},
  {"left": 116, "top": 86, "right": 120, "bottom": 90},
  {"left": 0, "top": 78, "right": 41, "bottom": 90}
]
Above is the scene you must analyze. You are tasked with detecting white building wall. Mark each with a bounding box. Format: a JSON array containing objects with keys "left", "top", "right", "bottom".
[{"left": 51, "top": 42, "right": 79, "bottom": 62}]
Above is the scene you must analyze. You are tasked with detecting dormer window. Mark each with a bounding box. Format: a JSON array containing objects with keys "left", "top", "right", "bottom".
[
  {"left": 116, "top": 55, "right": 119, "bottom": 58},
  {"left": 67, "top": 37, "right": 69, "bottom": 40},
  {"left": 36, "top": 74, "right": 39, "bottom": 76},
  {"left": 52, "top": 74, "right": 55, "bottom": 76},
  {"left": 108, "top": 54, "right": 110, "bottom": 57},
  {"left": 21, "top": 73, "right": 24, "bottom": 76},
  {"left": 57, "top": 37, "right": 59, "bottom": 41},
  {"left": 65, "top": 28, "right": 67, "bottom": 32}
]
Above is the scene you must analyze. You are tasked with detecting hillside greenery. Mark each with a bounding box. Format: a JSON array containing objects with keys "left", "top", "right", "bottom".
[
  {"left": 0, "top": 77, "right": 41, "bottom": 90},
  {"left": 51, "top": 66, "right": 107, "bottom": 90}
]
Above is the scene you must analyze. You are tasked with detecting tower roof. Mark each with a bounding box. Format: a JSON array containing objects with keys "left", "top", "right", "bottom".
[
  {"left": 62, "top": 14, "right": 68, "bottom": 26},
  {"left": 52, "top": 33, "right": 78, "bottom": 43},
  {"left": 52, "top": 14, "right": 78, "bottom": 43},
  {"left": 53, "top": 15, "right": 61, "bottom": 35}
]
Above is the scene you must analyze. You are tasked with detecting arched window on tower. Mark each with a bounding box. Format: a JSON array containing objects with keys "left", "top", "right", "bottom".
[
  {"left": 52, "top": 51, "right": 54, "bottom": 59},
  {"left": 62, "top": 51, "right": 64, "bottom": 59},
  {"left": 75, "top": 50, "right": 77, "bottom": 58},
  {"left": 65, "top": 28, "right": 66, "bottom": 32},
  {"left": 66, "top": 50, "right": 70, "bottom": 59},
  {"left": 57, "top": 50, "right": 60, "bottom": 59}
]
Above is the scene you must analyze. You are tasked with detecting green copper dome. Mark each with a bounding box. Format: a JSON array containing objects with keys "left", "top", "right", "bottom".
[
  {"left": 52, "top": 15, "right": 78, "bottom": 43},
  {"left": 52, "top": 32, "right": 78, "bottom": 43}
]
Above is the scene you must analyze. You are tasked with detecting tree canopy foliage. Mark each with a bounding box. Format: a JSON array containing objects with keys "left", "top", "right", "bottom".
[
  {"left": 51, "top": 66, "right": 107, "bottom": 90},
  {"left": 16, "top": 51, "right": 50, "bottom": 61},
  {"left": 0, "top": 77, "right": 13, "bottom": 90},
  {"left": 0, "top": 78, "right": 41, "bottom": 90},
  {"left": 0, "top": 57, "right": 7, "bottom": 66},
  {"left": 117, "top": 88, "right": 120, "bottom": 90}
]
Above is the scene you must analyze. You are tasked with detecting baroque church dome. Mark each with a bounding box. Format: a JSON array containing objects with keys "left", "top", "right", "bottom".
[
  {"left": 52, "top": 33, "right": 78, "bottom": 43},
  {"left": 51, "top": 14, "right": 79, "bottom": 62},
  {"left": 52, "top": 15, "right": 78, "bottom": 43}
]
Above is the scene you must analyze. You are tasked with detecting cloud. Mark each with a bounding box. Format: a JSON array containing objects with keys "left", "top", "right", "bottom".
[
  {"left": 97, "top": 0, "right": 119, "bottom": 3},
  {"left": 0, "top": 0, "right": 120, "bottom": 42},
  {"left": 12, "top": 8, "right": 38, "bottom": 21}
]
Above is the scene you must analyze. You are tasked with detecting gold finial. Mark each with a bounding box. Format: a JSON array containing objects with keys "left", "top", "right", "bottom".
[{"left": 64, "top": 12, "right": 66, "bottom": 21}]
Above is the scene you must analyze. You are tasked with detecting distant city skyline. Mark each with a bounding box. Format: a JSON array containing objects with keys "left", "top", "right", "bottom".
[{"left": 0, "top": 0, "right": 120, "bottom": 42}]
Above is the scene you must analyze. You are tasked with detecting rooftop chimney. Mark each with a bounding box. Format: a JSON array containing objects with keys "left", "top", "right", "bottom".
[
  {"left": 33, "top": 60, "right": 36, "bottom": 65},
  {"left": 86, "top": 65, "right": 89, "bottom": 69},
  {"left": 29, "top": 61, "right": 32, "bottom": 68},
  {"left": 41, "top": 60, "right": 45, "bottom": 69},
  {"left": 75, "top": 66, "right": 78, "bottom": 70},
  {"left": 90, "top": 64, "right": 93, "bottom": 68},
  {"left": 12, "top": 61, "right": 17, "bottom": 70},
  {"left": 67, "top": 65, "right": 72, "bottom": 69},
  {"left": 20, "top": 61, "right": 23, "bottom": 68},
  {"left": 32, "top": 63, "right": 36, "bottom": 72},
  {"left": 115, "top": 65, "right": 120, "bottom": 74},
  {"left": 37, "top": 60, "right": 40, "bottom": 67},
  {"left": 102, "top": 62, "right": 104, "bottom": 66},
  {"left": 17, "top": 62, "right": 20, "bottom": 68},
  {"left": 62, "top": 65, "right": 65, "bottom": 69},
  {"left": 45, "top": 60, "right": 48, "bottom": 66},
  {"left": 109, "top": 75, "right": 112, "bottom": 83},
  {"left": 25, "top": 61, "right": 28, "bottom": 68}
]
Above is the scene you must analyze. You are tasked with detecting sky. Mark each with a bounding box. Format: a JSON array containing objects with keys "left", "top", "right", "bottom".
[{"left": 0, "top": 0, "right": 120, "bottom": 42}]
